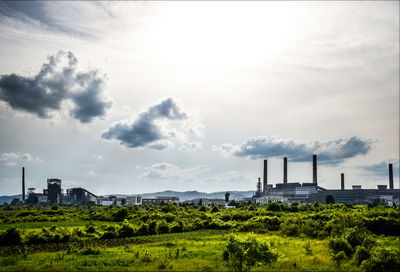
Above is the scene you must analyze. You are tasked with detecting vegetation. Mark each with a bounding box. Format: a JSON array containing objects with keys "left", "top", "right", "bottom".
[{"left": 0, "top": 202, "right": 399, "bottom": 271}]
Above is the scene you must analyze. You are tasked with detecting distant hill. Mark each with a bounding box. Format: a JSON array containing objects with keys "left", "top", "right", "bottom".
[
  {"left": 0, "top": 190, "right": 255, "bottom": 204},
  {"left": 140, "top": 190, "right": 255, "bottom": 201},
  {"left": 0, "top": 194, "right": 21, "bottom": 204}
]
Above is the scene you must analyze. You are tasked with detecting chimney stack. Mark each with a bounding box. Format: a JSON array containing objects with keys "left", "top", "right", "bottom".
[
  {"left": 263, "top": 159, "right": 268, "bottom": 194},
  {"left": 313, "top": 154, "right": 317, "bottom": 184},
  {"left": 341, "top": 173, "right": 344, "bottom": 190},
  {"left": 22, "top": 167, "right": 25, "bottom": 201},
  {"left": 257, "top": 177, "right": 261, "bottom": 193},
  {"left": 389, "top": 163, "right": 394, "bottom": 189},
  {"left": 283, "top": 157, "right": 287, "bottom": 184}
]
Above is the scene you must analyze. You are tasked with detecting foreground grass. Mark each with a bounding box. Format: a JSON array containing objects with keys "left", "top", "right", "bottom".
[{"left": 2, "top": 232, "right": 397, "bottom": 271}]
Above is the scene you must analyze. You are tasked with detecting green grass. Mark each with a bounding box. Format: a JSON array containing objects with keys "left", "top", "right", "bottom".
[
  {"left": 1, "top": 204, "right": 399, "bottom": 271},
  {"left": 2, "top": 232, "right": 398, "bottom": 271}
]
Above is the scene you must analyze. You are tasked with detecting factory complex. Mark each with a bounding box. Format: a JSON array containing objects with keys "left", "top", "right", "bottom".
[
  {"left": 252, "top": 155, "right": 399, "bottom": 205},
  {"left": 11, "top": 155, "right": 400, "bottom": 206}
]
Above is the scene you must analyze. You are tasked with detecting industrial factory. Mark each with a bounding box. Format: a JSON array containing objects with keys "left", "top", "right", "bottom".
[
  {"left": 10, "top": 155, "right": 400, "bottom": 206},
  {"left": 252, "top": 155, "right": 400, "bottom": 205}
]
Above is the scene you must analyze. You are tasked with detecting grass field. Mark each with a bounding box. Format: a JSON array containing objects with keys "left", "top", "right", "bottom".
[
  {"left": 0, "top": 204, "right": 399, "bottom": 271},
  {"left": 1, "top": 231, "right": 399, "bottom": 271}
]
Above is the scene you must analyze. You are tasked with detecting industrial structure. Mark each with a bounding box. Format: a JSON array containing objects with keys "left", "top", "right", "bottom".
[
  {"left": 14, "top": 159, "right": 400, "bottom": 206},
  {"left": 26, "top": 177, "right": 98, "bottom": 205},
  {"left": 253, "top": 155, "right": 399, "bottom": 205}
]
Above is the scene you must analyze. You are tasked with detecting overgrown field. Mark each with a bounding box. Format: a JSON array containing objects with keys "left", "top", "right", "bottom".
[{"left": 0, "top": 202, "right": 399, "bottom": 271}]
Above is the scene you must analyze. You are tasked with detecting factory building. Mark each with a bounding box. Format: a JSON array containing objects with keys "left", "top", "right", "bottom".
[
  {"left": 253, "top": 156, "right": 400, "bottom": 205},
  {"left": 47, "top": 178, "right": 62, "bottom": 203},
  {"left": 95, "top": 195, "right": 142, "bottom": 206},
  {"left": 26, "top": 176, "right": 97, "bottom": 205},
  {"left": 142, "top": 196, "right": 179, "bottom": 205}
]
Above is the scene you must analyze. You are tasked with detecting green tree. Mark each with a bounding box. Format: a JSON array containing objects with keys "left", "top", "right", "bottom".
[
  {"left": 121, "top": 199, "right": 126, "bottom": 206},
  {"left": 211, "top": 205, "right": 219, "bottom": 213},
  {"left": 225, "top": 192, "right": 231, "bottom": 202},
  {"left": 325, "top": 195, "right": 335, "bottom": 204},
  {"left": 223, "top": 234, "right": 277, "bottom": 272}
]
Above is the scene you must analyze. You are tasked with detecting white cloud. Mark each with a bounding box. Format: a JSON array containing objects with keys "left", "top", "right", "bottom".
[{"left": 0, "top": 151, "right": 41, "bottom": 164}]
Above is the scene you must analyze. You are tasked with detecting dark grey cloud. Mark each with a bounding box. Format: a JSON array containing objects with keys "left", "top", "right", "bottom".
[
  {"left": 101, "top": 98, "right": 187, "bottom": 149},
  {"left": 217, "top": 136, "right": 373, "bottom": 164},
  {"left": 0, "top": 51, "right": 111, "bottom": 123},
  {"left": 360, "top": 160, "right": 399, "bottom": 178}
]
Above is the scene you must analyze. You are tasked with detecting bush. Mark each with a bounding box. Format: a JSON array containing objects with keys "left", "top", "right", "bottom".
[
  {"left": 114, "top": 207, "right": 129, "bottom": 221},
  {"left": 156, "top": 220, "right": 170, "bottom": 234},
  {"left": 198, "top": 206, "right": 207, "bottom": 212},
  {"left": 118, "top": 220, "right": 135, "bottom": 238},
  {"left": 0, "top": 227, "right": 22, "bottom": 246},
  {"left": 78, "top": 247, "right": 101, "bottom": 255},
  {"left": 353, "top": 246, "right": 370, "bottom": 266},
  {"left": 211, "top": 206, "right": 219, "bottom": 213},
  {"left": 332, "top": 251, "right": 348, "bottom": 267},
  {"left": 281, "top": 222, "right": 300, "bottom": 237},
  {"left": 266, "top": 202, "right": 281, "bottom": 211},
  {"left": 223, "top": 234, "right": 277, "bottom": 272},
  {"left": 364, "top": 216, "right": 400, "bottom": 235},
  {"left": 328, "top": 238, "right": 353, "bottom": 258},
  {"left": 325, "top": 195, "right": 335, "bottom": 204},
  {"left": 344, "top": 227, "right": 366, "bottom": 249},
  {"left": 360, "top": 247, "right": 400, "bottom": 272}
]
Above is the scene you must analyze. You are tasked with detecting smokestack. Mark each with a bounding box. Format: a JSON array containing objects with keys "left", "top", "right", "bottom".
[
  {"left": 257, "top": 177, "right": 261, "bottom": 193},
  {"left": 389, "top": 163, "right": 393, "bottom": 189},
  {"left": 283, "top": 157, "right": 287, "bottom": 184},
  {"left": 313, "top": 154, "right": 317, "bottom": 184},
  {"left": 22, "top": 167, "right": 25, "bottom": 201},
  {"left": 263, "top": 160, "right": 268, "bottom": 194},
  {"left": 341, "top": 173, "right": 344, "bottom": 190}
]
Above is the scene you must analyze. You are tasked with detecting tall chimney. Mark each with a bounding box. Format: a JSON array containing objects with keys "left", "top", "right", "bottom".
[
  {"left": 22, "top": 167, "right": 25, "bottom": 201},
  {"left": 263, "top": 159, "right": 268, "bottom": 194},
  {"left": 341, "top": 173, "right": 344, "bottom": 190},
  {"left": 257, "top": 177, "right": 261, "bottom": 193},
  {"left": 389, "top": 163, "right": 394, "bottom": 189},
  {"left": 313, "top": 154, "right": 317, "bottom": 184},
  {"left": 283, "top": 157, "right": 287, "bottom": 184}
]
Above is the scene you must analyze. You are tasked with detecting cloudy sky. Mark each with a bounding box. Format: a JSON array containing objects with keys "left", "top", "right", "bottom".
[{"left": 0, "top": 1, "right": 398, "bottom": 196}]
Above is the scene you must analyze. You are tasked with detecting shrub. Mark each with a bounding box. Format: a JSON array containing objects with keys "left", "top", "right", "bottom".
[
  {"left": 118, "top": 220, "right": 135, "bottom": 238},
  {"left": 360, "top": 247, "right": 400, "bottom": 272},
  {"left": 304, "top": 242, "right": 313, "bottom": 255},
  {"left": 281, "top": 221, "right": 300, "bottom": 237},
  {"left": 156, "top": 220, "right": 170, "bottom": 234},
  {"left": 137, "top": 223, "right": 149, "bottom": 236},
  {"left": 114, "top": 207, "right": 129, "bottom": 221},
  {"left": 332, "top": 251, "right": 348, "bottom": 267},
  {"left": 266, "top": 202, "right": 281, "bottom": 211},
  {"left": 198, "top": 206, "right": 207, "bottom": 212},
  {"left": 364, "top": 216, "right": 400, "bottom": 235},
  {"left": 325, "top": 195, "right": 335, "bottom": 204},
  {"left": 211, "top": 206, "right": 219, "bottom": 213},
  {"left": 344, "top": 227, "right": 366, "bottom": 249},
  {"left": 328, "top": 238, "right": 353, "bottom": 258},
  {"left": 0, "top": 227, "right": 22, "bottom": 246},
  {"left": 78, "top": 247, "right": 101, "bottom": 255},
  {"left": 353, "top": 246, "right": 370, "bottom": 266},
  {"left": 223, "top": 234, "right": 277, "bottom": 272}
]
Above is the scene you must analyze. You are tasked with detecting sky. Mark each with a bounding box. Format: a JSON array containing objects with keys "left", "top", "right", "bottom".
[{"left": 0, "top": 1, "right": 399, "bottom": 196}]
